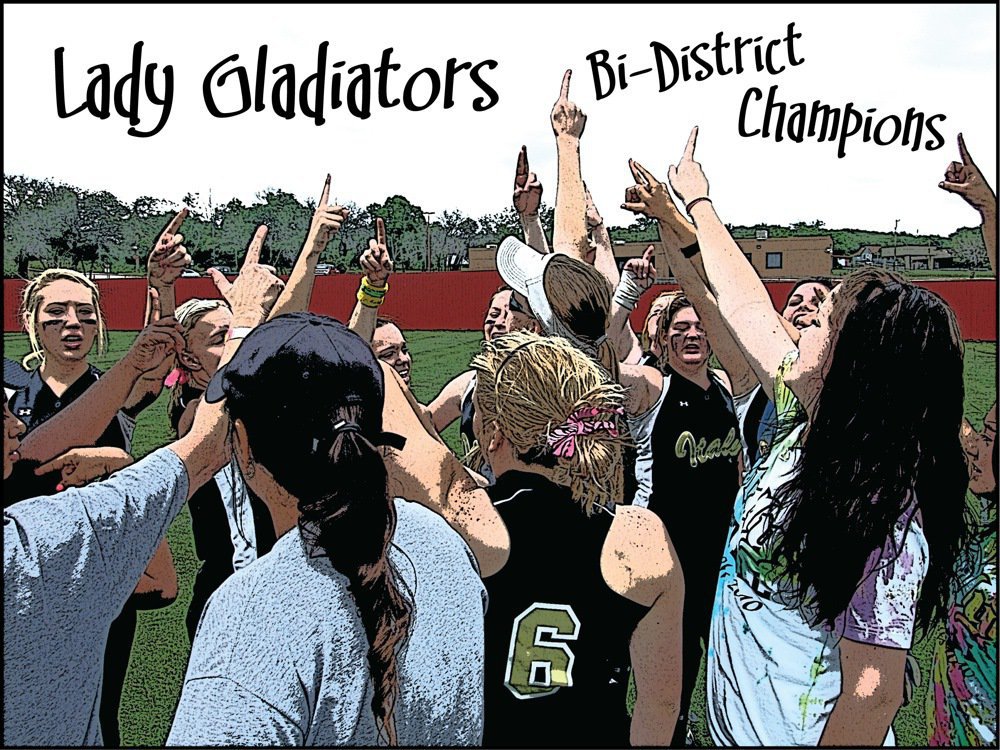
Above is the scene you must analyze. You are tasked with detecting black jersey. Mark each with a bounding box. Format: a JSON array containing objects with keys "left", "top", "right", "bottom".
[
  {"left": 10, "top": 364, "right": 130, "bottom": 448},
  {"left": 646, "top": 368, "right": 740, "bottom": 744},
  {"left": 647, "top": 369, "right": 740, "bottom": 567},
  {"left": 483, "top": 471, "right": 647, "bottom": 748}
]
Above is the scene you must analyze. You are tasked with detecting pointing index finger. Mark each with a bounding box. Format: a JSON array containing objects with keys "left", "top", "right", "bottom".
[
  {"left": 242, "top": 225, "right": 268, "bottom": 269},
  {"left": 376, "top": 217, "right": 387, "bottom": 247},
  {"left": 319, "top": 174, "right": 331, "bottom": 207},
  {"left": 162, "top": 208, "right": 188, "bottom": 238},
  {"left": 515, "top": 146, "right": 528, "bottom": 186},
  {"left": 559, "top": 69, "right": 572, "bottom": 100},
  {"left": 957, "top": 133, "right": 974, "bottom": 167},
  {"left": 683, "top": 126, "right": 699, "bottom": 162},
  {"left": 642, "top": 244, "right": 655, "bottom": 263}
]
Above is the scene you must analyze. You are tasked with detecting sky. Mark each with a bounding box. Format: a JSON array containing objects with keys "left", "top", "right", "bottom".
[{"left": 4, "top": 3, "right": 997, "bottom": 236}]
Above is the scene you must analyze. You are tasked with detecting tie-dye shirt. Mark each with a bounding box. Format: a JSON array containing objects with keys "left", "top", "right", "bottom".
[
  {"left": 927, "top": 494, "right": 997, "bottom": 746},
  {"left": 707, "top": 351, "right": 929, "bottom": 746}
]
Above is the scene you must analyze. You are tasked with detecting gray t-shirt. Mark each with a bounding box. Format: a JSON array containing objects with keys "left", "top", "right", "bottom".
[
  {"left": 167, "top": 498, "right": 488, "bottom": 746},
  {"left": 3, "top": 447, "right": 190, "bottom": 746}
]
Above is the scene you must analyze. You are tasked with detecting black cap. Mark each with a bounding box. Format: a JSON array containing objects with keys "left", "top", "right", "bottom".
[
  {"left": 4, "top": 358, "right": 30, "bottom": 406},
  {"left": 206, "top": 312, "right": 404, "bottom": 452}
]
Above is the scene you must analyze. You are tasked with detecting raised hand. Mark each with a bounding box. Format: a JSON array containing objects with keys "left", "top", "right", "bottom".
[
  {"left": 209, "top": 225, "right": 285, "bottom": 325},
  {"left": 148, "top": 209, "right": 191, "bottom": 287},
  {"left": 36, "top": 446, "right": 134, "bottom": 490},
  {"left": 123, "top": 288, "right": 185, "bottom": 374},
  {"left": 513, "top": 146, "right": 544, "bottom": 216},
  {"left": 666, "top": 126, "right": 709, "bottom": 206},
  {"left": 623, "top": 245, "right": 658, "bottom": 291},
  {"left": 939, "top": 133, "right": 997, "bottom": 214},
  {"left": 360, "top": 217, "right": 394, "bottom": 286},
  {"left": 550, "top": 69, "right": 587, "bottom": 139},
  {"left": 309, "top": 174, "right": 350, "bottom": 248}
]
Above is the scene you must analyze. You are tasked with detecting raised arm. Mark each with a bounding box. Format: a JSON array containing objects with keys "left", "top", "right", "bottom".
[
  {"left": 609, "top": 246, "right": 655, "bottom": 364},
  {"left": 550, "top": 70, "right": 590, "bottom": 261},
  {"left": 427, "top": 369, "right": 476, "bottom": 434},
  {"left": 586, "top": 185, "right": 621, "bottom": 288},
  {"left": 266, "top": 175, "right": 348, "bottom": 319},
  {"left": 380, "top": 361, "right": 509, "bottom": 577},
  {"left": 146, "top": 209, "right": 190, "bottom": 319},
  {"left": 667, "top": 128, "right": 797, "bottom": 402},
  {"left": 348, "top": 217, "right": 393, "bottom": 343},
  {"left": 513, "top": 146, "right": 549, "bottom": 254},
  {"left": 624, "top": 158, "right": 759, "bottom": 397},
  {"left": 18, "top": 294, "right": 185, "bottom": 464},
  {"left": 939, "top": 133, "right": 997, "bottom": 273}
]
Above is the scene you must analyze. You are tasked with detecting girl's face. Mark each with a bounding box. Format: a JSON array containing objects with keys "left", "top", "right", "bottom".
[
  {"left": 792, "top": 284, "right": 840, "bottom": 384},
  {"left": 30, "top": 279, "right": 99, "bottom": 364},
  {"left": 967, "top": 403, "right": 997, "bottom": 496},
  {"left": 483, "top": 291, "right": 513, "bottom": 341},
  {"left": 662, "top": 306, "right": 709, "bottom": 368},
  {"left": 183, "top": 306, "right": 234, "bottom": 381}
]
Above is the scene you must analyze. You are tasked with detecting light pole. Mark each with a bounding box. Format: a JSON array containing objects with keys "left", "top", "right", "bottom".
[
  {"left": 422, "top": 211, "right": 435, "bottom": 271},
  {"left": 893, "top": 219, "right": 900, "bottom": 271}
]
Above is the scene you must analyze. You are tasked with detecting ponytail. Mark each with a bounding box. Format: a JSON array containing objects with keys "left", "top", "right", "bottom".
[{"left": 295, "top": 408, "right": 413, "bottom": 745}]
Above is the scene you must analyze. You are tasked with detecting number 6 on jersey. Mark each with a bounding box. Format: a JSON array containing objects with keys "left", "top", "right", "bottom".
[{"left": 504, "top": 603, "right": 581, "bottom": 699}]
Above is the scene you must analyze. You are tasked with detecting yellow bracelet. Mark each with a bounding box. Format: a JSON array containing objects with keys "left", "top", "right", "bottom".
[
  {"left": 361, "top": 276, "right": 388, "bottom": 297},
  {"left": 357, "top": 288, "right": 385, "bottom": 308}
]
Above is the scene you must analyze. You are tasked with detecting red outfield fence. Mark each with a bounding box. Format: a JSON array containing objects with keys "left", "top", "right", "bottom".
[{"left": 4, "top": 274, "right": 997, "bottom": 340}]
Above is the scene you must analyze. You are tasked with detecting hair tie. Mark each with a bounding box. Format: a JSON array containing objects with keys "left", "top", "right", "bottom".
[
  {"left": 164, "top": 368, "right": 189, "bottom": 389},
  {"left": 546, "top": 406, "right": 624, "bottom": 459}
]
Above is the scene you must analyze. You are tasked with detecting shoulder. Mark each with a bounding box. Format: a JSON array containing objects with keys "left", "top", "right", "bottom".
[
  {"left": 620, "top": 363, "right": 664, "bottom": 415},
  {"left": 601, "top": 505, "right": 682, "bottom": 607}
]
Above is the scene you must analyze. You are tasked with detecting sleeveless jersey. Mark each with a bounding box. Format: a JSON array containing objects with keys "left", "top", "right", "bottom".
[{"left": 484, "top": 471, "right": 647, "bottom": 747}]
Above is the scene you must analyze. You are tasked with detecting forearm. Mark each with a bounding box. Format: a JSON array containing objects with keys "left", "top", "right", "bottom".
[
  {"left": 520, "top": 212, "right": 550, "bottom": 254},
  {"left": 819, "top": 694, "right": 899, "bottom": 746},
  {"left": 659, "top": 227, "right": 757, "bottom": 396},
  {"left": 151, "top": 281, "right": 177, "bottom": 319},
  {"left": 18, "top": 360, "right": 143, "bottom": 463},
  {"left": 591, "top": 222, "right": 620, "bottom": 286},
  {"left": 609, "top": 302, "right": 643, "bottom": 364},
  {"left": 981, "top": 208, "right": 997, "bottom": 273},
  {"left": 348, "top": 297, "right": 379, "bottom": 344},
  {"left": 268, "top": 234, "right": 323, "bottom": 319},
  {"left": 688, "top": 202, "right": 795, "bottom": 382},
  {"left": 553, "top": 135, "right": 590, "bottom": 260}
]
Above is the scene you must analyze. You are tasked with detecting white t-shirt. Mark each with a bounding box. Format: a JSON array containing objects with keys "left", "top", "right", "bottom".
[
  {"left": 167, "top": 497, "right": 488, "bottom": 747},
  {"left": 707, "top": 355, "right": 928, "bottom": 747}
]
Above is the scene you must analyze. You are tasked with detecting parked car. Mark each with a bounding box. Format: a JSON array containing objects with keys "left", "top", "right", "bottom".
[
  {"left": 314, "top": 264, "right": 333, "bottom": 275},
  {"left": 212, "top": 266, "right": 235, "bottom": 275},
  {"left": 180, "top": 268, "right": 201, "bottom": 277}
]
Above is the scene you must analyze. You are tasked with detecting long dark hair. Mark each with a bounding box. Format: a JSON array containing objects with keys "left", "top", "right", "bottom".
[
  {"left": 768, "top": 268, "right": 968, "bottom": 630},
  {"left": 237, "top": 402, "right": 412, "bottom": 745}
]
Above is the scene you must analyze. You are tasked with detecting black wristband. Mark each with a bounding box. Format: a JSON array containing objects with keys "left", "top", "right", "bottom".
[{"left": 680, "top": 242, "right": 701, "bottom": 259}]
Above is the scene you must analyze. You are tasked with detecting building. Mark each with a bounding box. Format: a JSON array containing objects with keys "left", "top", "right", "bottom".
[
  {"left": 467, "top": 231, "right": 834, "bottom": 280},
  {"left": 835, "top": 244, "right": 954, "bottom": 271}
]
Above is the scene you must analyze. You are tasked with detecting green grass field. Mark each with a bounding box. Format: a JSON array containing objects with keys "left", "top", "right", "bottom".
[{"left": 3, "top": 331, "right": 996, "bottom": 746}]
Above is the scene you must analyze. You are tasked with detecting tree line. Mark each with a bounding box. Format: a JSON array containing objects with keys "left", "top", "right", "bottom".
[{"left": 3, "top": 174, "right": 990, "bottom": 278}]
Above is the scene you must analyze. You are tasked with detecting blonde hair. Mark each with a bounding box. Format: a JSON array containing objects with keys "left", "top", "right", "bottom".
[
  {"left": 169, "top": 298, "right": 230, "bottom": 419},
  {"left": 470, "top": 330, "right": 626, "bottom": 512},
  {"left": 541, "top": 254, "right": 620, "bottom": 382},
  {"left": 18, "top": 268, "right": 107, "bottom": 370},
  {"left": 640, "top": 290, "right": 681, "bottom": 353}
]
